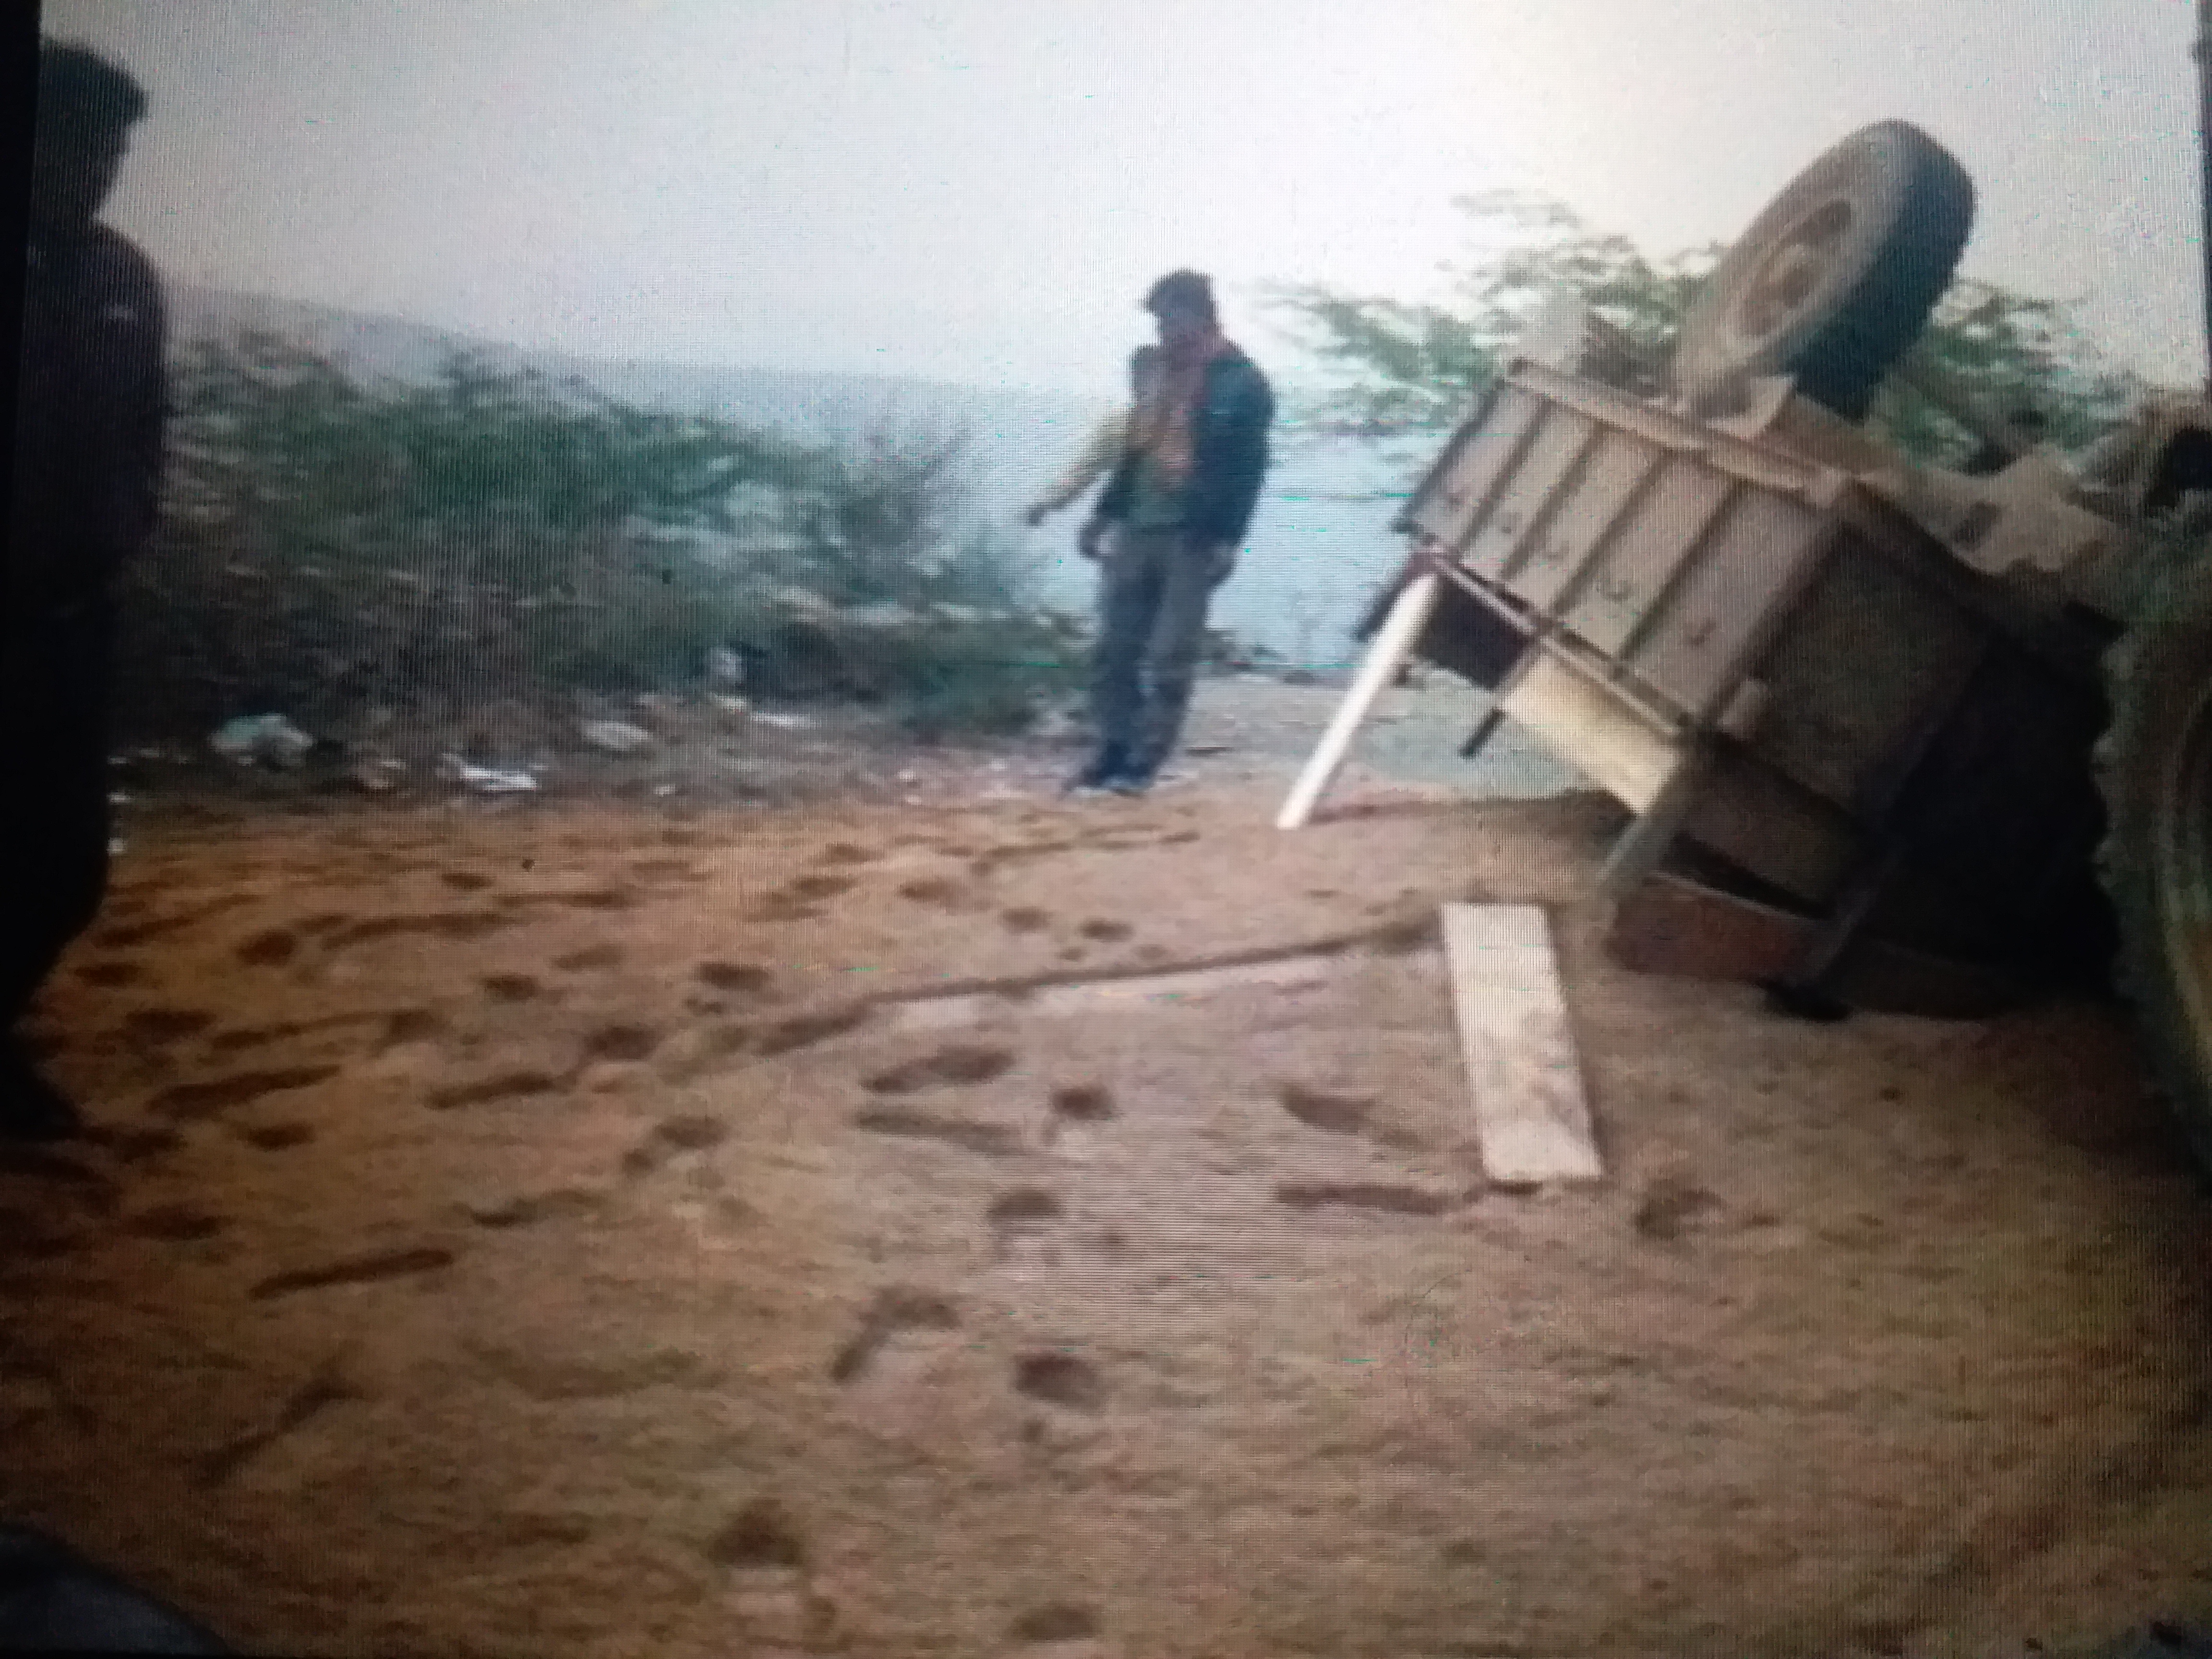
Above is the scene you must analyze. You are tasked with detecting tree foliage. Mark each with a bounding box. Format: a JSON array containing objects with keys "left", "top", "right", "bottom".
[
  {"left": 1264, "top": 189, "right": 2138, "bottom": 468},
  {"left": 1862, "top": 281, "right": 2141, "bottom": 466},
  {"left": 119, "top": 334, "right": 1082, "bottom": 736}
]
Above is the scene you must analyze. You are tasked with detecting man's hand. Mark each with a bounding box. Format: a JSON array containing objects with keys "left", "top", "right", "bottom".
[
  {"left": 1078, "top": 516, "right": 1109, "bottom": 561},
  {"left": 1022, "top": 504, "right": 1049, "bottom": 529},
  {"left": 1205, "top": 541, "right": 1238, "bottom": 586}
]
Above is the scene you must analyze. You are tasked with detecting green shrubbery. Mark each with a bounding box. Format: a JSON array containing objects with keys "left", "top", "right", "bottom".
[
  {"left": 1266, "top": 188, "right": 2138, "bottom": 468},
  {"left": 111, "top": 333, "right": 1085, "bottom": 741}
]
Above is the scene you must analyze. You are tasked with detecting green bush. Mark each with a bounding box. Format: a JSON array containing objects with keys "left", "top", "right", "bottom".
[
  {"left": 113, "top": 335, "right": 1083, "bottom": 740},
  {"left": 1265, "top": 188, "right": 2138, "bottom": 466}
]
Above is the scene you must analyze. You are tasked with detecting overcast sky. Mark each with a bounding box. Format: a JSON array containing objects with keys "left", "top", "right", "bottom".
[{"left": 40, "top": 0, "right": 2207, "bottom": 397}]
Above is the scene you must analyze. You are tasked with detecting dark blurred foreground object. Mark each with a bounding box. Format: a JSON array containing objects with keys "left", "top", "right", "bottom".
[
  {"left": 2, "top": 39, "right": 168, "bottom": 1142},
  {"left": 0, "top": 1527, "right": 228, "bottom": 1653},
  {"left": 2083, "top": 1623, "right": 2212, "bottom": 1659}
]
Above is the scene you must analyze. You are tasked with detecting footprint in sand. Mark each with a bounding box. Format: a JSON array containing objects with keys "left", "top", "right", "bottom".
[
  {"left": 551, "top": 888, "right": 640, "bottom": 913},
  {"left": 620, "top": 1114, "right": 730, "bottom": 1180},
  {"left": 480, "top": 974, "right": 543, "bottom": 1004},
  {"left": 1274, "top": 1081, "right": 1372, "bottom": 1136},
  {"left": 1009, "top": 1604, "right": 1104, "bottom": 1647},
  {"left": 987, "top": 1188, "right": 1063, "bottom": 1229},
  {"left": 863, "top": 1044, "right": 1015, "bottom": 1095},
  {"left": 829, "top": 1286, "right": 962, "bottom": 1384},
  {"left": 87, "top": 1125, "right": 182, "bottom": 1164},
  {"left": 248, "top": 1245, "right": 456, "bottom": 1300},
  {"left": 583, "top": 1024, "right": 663, "bottom": 1063},
  {"left": 98, "top": 896, "right": 252, "bottom": 949},
  {"left": 895, "top": 876, "right": 987, "bottom": 912},
  {"left": 120, "top": 1008, "right": 216, "bottom": 1047},
  {"left": 195, "top": 1358, "right": 358, "bottom": 1491},
  {"left": 695, "top": 961, "right": 775, "bottom": 997},
  {"left": 329, "top": 911, "right": 514, "bottom": 949},
  {"left": 853, "top": 1108, "right": 1023, "bottom": 1158},
  {"left": 464, "top": 1189, "right": 609, "bottom": 1230},
  {"left": 987, "top": 1187, "right": 1065, "bottom": 1274},
  {"left": 1272, "top": 1180, "right": 1460, "bottom": 1217},
  {"left": 1633, "top": 1174, "right": 1724, "bottom": 1241},
  {"left": 122, "top": 1202, "right": 227, "bottom": 1243},
  {"left": 706, "top": 1498, "right": 808, "bottom": 1569},
  {"left": 234, "top": 1123, "right": 315, "bottom": 1152},
  {"left": 1040, "top": 1083, "right": 1115, "bottom": 1160},
  {"left": 149, "top": 1065, "right": 339, "bottom": 1123},
  {"left": 1050, "top": 1085, "right": 1115, "bottom": 1121},
  {"left": 427, "top": 1070, "right": 561, "bottom": 1110},
  {"left": 704, "top": 1499, "right": 837, "bottom": 1648},
  {"left": 554, "top": 944, "right": 624, "bottom": 973},
  {"left": 1012, "top": 1350, "right": 1106, "bottom": 1412},
  {"left": 682, "top": 1006, "right": 871, "bottom": 1076}
]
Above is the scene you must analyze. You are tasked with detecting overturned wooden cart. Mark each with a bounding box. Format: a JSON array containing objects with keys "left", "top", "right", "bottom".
[{"left": 1284, "top": 342, "right": 2119, "bottom": 1017}]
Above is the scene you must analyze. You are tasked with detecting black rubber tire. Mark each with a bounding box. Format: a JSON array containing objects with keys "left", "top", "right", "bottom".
[
  {"left": 2097, "top": 541, "right": 2212, "bottom": 1177},
  {"left": 1671, "top": 120, "right": 1975, "bottom": 421}
]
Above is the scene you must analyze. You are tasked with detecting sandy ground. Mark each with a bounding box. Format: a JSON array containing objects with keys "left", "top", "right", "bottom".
[{"left": 5, "top": 676, "right": 2212, "bottom": 1659}]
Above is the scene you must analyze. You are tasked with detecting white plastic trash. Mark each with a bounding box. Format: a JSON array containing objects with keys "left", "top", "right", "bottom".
[
  {"left": 439, "top": 756, "right": 539, "bottom": 793},
  {"left": 579, "top": 719, "right": 655, "bottom": 754},
  {"left": 209, "top": 714, "right": 316, "bottom": 769}
]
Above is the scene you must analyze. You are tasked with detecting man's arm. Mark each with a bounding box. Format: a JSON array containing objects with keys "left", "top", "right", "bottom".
[{"left": 1024, "top": 409, "right": 1126, "bottom": 525}]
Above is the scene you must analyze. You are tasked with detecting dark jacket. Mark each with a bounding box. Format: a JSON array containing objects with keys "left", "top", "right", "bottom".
[
  {"left": 1094, "top": 344, "right": 1274, "bottom": 545},
  {"left": 7, "top": 222, "right": 168, "bottom": 620}
]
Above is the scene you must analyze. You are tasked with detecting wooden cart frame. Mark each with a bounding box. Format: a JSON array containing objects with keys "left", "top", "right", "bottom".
[{"left": 1284, "top": 356, "right": 2114, "bottom": 1015}]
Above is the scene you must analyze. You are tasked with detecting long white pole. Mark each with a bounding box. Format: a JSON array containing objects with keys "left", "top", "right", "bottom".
[{"left": 1274, "top": 571, "right": 1442, "bottom": 831}]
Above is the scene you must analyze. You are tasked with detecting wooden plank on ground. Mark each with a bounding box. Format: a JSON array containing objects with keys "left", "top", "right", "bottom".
[{"left": 1440, "top": 902, "right": 1603, "bottom": 1185}]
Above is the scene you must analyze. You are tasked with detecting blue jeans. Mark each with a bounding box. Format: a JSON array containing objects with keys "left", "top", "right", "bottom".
[{"left": 1089, "top": 526, "right": 1232, "bottom": 774}]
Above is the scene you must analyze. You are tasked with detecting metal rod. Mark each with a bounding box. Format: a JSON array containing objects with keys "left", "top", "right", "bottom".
[
  {"left": 1275, "top": 572, "right": 1441, "bottom": 831},
  {"left": 1459, "top": 707, "right": 1507, "bottom": 760}
]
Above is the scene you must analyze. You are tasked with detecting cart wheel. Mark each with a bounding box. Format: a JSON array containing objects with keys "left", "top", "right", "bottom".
[
  {"left": 2098, "top": 539, "right": 2212, "bottom": 1178},
  {"left": 1671, "top": 121, "right": 1974, "bottom": 421}
]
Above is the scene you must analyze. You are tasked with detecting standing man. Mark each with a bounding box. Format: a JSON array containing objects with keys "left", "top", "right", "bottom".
[
  {"left": 1066, "top": 271, "right": 1273, "bottom": 796},
  {"left": 3, "top": 43, "right": 168, "bottom": 1140}
]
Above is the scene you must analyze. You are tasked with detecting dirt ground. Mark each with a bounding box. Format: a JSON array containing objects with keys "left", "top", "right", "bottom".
[{"left": 5, "top": 678, "right": 2212, "bottom": 1659}]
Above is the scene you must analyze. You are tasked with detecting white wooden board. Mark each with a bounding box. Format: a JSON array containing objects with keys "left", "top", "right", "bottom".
[{"left": 1440, "top": 902, "right": 1602, "bottom": 1185}]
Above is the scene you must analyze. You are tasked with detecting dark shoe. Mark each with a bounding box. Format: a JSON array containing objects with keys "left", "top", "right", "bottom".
[
  {"left": 0, "top": 1041, "right": 84, "bottom": 1143},
  {"left": 1065, "top": 745, "right": 1131, "bottom": 796},
  {"left": 1105, "top": 767, "right": 1156, "bottom": 797}
]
